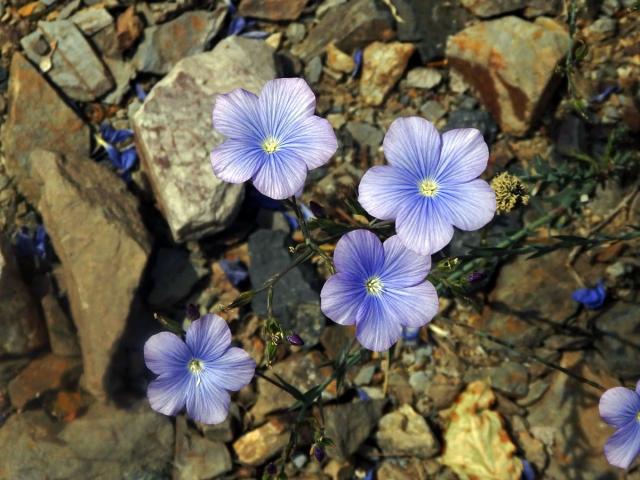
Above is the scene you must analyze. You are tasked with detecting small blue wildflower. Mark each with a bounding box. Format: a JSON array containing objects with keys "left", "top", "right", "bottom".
[
  {"left": 99, "top": 122, "right": 134, "bottom": 144},
  {"left": 135, "top": 83, "right": 148, "bottom": 101},
  {"left": 358, "top": 117, "right": 496, "bottom": 255},
  {"left": 351, "top": 48, "right": 363, "bottom": 78},
  {"left": 599, "top": 380, "right": 640, "bottom": 469},
  {"left": 15, "top": 225, "right": 47, "bottom": 259},
  {"left": 320, "top": 230, "right": 438, "bottom": 351},
  {"left": 95, "top": 131, "right": 138, "bottom": 181},
  {"left": 571, "top": 281, "right": 606, "bottom": 310},
  {"left": 219, "top": 258, "right": 249, "bottom": 286},
  {"left": 144, "top": 314, "right": 256, "bottom": 424},
  {"left": 211, "top": 78, "right": 338, "bottom": 200}
]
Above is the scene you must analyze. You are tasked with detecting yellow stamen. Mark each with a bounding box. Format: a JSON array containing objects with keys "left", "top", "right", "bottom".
[
  {"left": 365, "top": 276, "right": 384, "bottom": 296},
  {"left": 419, "top": 179, "right": 439, "bottom": 197},
  {"left": 262, "top": 137, "right": 280, "bottom": 154}
]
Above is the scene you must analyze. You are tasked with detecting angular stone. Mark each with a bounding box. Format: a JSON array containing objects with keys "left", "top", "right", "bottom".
[
  {"left": 461, "top": 0, "right": 528, "bottom": 17},
  {"left": 292, "top": 0, "right": 394, "bottom": 61},
  {"left": 405, "top": 67, "right": 442, "bottom": 89},
  {"left": 326, "top": 42, "right": 355, "bottom": 73},
  {"left": 133, "top": 9, "right": 227, "bottom": 75},
  {"left": 116, "top": 6, "right": 143, "bottom": 51},
  {"left": 103, "top": 56, "right": 135, "bottom": 105},
  {"left": 233, "top": 418, "right": 291, "bottom": 466},
  {"left": 360, "top": 41, "right": 415, "bottom": 106},
  {"left": 248, "top": 230, "right": 325, "bottom": 346},
  {"left": 395, "top": 0, "right": 471, "bottom": 62},
  {"left": 1, "top": 53, "right": 90, "bottom": 202},
  {"left": 70, "top": 7, "right": 119, "bottom": 57},
  {"left": 20, "top": 20, "right": 114, "bottom": 101},
  {"left": 41, "top": 293, "right": 81, "bottom": 357},
  {"left": 464, "top": 362, "right": 529, "bottom": 399},
  {"left": 31, "top": 151, "right": 152, "bottom": 399},
  {"left": 323, "top": 400, "right": 385, "bottom": 461},
  {"left": 133, "top": 37, "right": 276, "bottom": 242},
  {"left": 8, "top": 354, "right": 81, "bottom": 409},
  {"left": 251, "top": 352, "right": 325, "bottom": 422},
  {"left": 446, "top": 16, "right": 570, "bottom": 136},
  {"left": 147, "top": 248, "right": 207, "bottom": 308},
  {"left": 593, "top": 301, "right": 640, "bottom": 380},
  {"left": 0, "top": 236, "right": 47, "bottom": 355},
  {"left": 175, "top": 418, "right": 233, "bottom": 479},
  {"left": 238, "top": 0, "right": 307, "bottom": 20},
  {"left": 0, "top": 402, "right": 174, "bottom": 479},
  {"left": 346, "top": 121, "right": 383, "bottom": 150},
  {"left": 376, "top": 404, "right": 439, "bottom": 458}
]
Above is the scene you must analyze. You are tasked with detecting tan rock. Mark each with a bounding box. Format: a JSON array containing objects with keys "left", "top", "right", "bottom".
[
  {"left": 238, "top": 0, "right": 307, "bottom": 20},
  {"left": 233, "top": 418, "right": 290, "bottom": 466},
  {"left": 326, "top": 43, "right": 355, "bottom": 74},
  {"left": 376, "top": 404, "right": 439, "bottom": 458},
  {"left": 446, "top": 16, "right": 569, "bottom": 136},
  {"left": 360, "top": 41, "right": 415, "bottom": 106},
  {"left": 32, "top": 150, "right": 152, "bottom": 399}
]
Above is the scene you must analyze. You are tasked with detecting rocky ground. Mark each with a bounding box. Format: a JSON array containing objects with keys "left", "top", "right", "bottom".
[{"left": 0, "top": 0, "right": 639, "bottom": 479}]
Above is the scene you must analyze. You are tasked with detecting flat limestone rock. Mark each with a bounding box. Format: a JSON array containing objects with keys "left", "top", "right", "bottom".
[
  {"left": 31, "top": 150, "right": 152, "bottom": 399},
  {"left": 1, "top": 53, "right": 90, "bottom": 203},
  {"left": 446, "top": 16, "right": 569, "bottom": 136},
  {"left": 132, "top": 36, "right": 276, "bottom": 242}
]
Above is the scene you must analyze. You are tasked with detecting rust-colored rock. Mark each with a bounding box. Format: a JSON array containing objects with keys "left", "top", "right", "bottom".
[
  {"left": 446, "top": 16, "right": 569, "bottom": 136},
  {"left": 1, "top": 53, "right": 90, "bottom": 203},
  {"left": 116, "top": 6, "right": 143, "bottom": 51},
  {"left": 326, "top": 42, "right": 355, "bottom": 73},
  {"left": 8, "top": 354, "right": 81, "bottom": 409},
  {"left": 360, "top": 41, "right": 415, "bottom": 106},
  {"left": 238, "top": 0, "right": 307, "bottom": 20},
  {"left": 31, "top": 150, "right": 152, "bottom": 399}
]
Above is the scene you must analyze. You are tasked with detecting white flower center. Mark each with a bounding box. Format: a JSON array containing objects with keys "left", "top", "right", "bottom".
[
  {"left": 365, "top": 276, "right": 384, "bottom": 296},
  {"left": 419, "top": 179, "right": 439, "bottom": 197},
  {"left": 262, "top": 137, "right": 281, "bottom": 154},
  {"left": 188, "top": 358, "right": 204, "bottom": 386}
]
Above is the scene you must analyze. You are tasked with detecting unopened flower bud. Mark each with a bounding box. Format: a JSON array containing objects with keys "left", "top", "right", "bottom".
[
  {"left": 186, "top": 303, "right": 200, "bottom": 320},
  {"left": 287, "top": 334, "right": 304, "bottom": 346},
  {"left": 309, "top": 201, "right": 326, "bottom": 218},
  {"left": 265, "top": 463, "right": 277, "bottom": 475},
  {"left": 467, "top": 271, "right": 486, "bottom": 284},
  {"left": 312, "top": 444, "right": 325, "bottom": 462}
]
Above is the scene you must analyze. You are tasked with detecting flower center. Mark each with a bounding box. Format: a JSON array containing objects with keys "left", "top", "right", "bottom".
[
  {"left": 419, "top": 179, "right": 439, "bottom": 197},
  {"left": 365, "top": 276, "right": 384, "bottom": 296},
  {"left": 188, "top": 358, "right": 204, "bottom": 385},
  {"left": 637, "top": 410, "right": 640, "bottom": 422},
  {"left": 262, "top": 137, "right": 280, "bottom": 154}
]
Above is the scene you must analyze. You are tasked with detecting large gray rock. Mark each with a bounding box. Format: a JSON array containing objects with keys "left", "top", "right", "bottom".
[
  {"left": 133, "top": 9, "right": 227, "bottom": 75},
  {"left": 376, "top": 404, "right": 439, "bottom": 459},
  {"left": 292, "top": 0, "right": 394, "bottom": 61},
  {"left": 461, "top": 0, "right": 527, "bottom": 17},
  {"left": 446, "top": 16, "right": 569, "bottom": 136},
  {"left": 0, "top": 236, "right": 47, "bottom": 355},
  {"left": 593, "top": 301, "right": 640, "bottom": 380},
  {"left": 0, "top": 402, "right": 173, "bottom": 479},
  {"left": 20, "top": 20, "right": 114, "bottom": 101},
  {"left": 31, "top": 150, "right": 152, "bottom": 399},
  {"left": 1, "top": 53, "right": 90, "bottom": 203},
  {"left": 133, "top": 36, "right": 276, "bottom": 243}
]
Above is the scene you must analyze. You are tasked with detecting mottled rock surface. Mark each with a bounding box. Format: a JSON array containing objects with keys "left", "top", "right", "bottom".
[
  {"left": 133, "top": 9, "right": 227, "bottom": 75},
  {"left": 133, "top": 36, "right": 276, "bottom": 242},
  {"left": 446, "top": 16, "right": 570, "bottom": 135},
  {"left": 174, "top": 417, "right": 233, "bottom": 479},
  {"left": 292, "top": 0, "right": 394, "bottom": 61},
  {"left": 1, "top": 53, "right": 90, "bottom": 202},
  {"left": 20, "top": 20, "right": 114, "bottom": 101},
  {"left": 238, "top": 0, "right": 307, "bottom": 20},
  {"left": 233, "top": 418, "right": 291, "bottom": 466},
  {"left": 41, "top": 293, "right": 81, "bottom": 357},
  {"left": 361, "top": 41, "right": 415, "bottom": 106},
  {"left": 376, "top": 404, "right": 439, "bottom": 458},
  {"left": 461, "top": 0, "right": 528, "bottom": 17},
  {"left": 0, "top": 402, "right": 173, "bottom": 479},
  {"left": 0, "top": 236, "right": 47, "bottom": 355},
  {"left": 32, "top": 151, "right": 151, "bottom": 399}
]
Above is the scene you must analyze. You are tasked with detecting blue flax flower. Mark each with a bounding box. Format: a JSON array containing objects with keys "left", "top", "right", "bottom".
[
  {"left": 211, "top": 78, "right": 338, "bottom": 200},
  {"left": 320, "top": 230, "right": 438, "bottom": 351},
  {"left": 358, "top": 117, "right": 496, "bottom": 255},
  {"left": 144, "top": 314, "right": 255, "bottom": 424},
  {"left": 571, "top": 280, "right": 606, "bottom": 310},
  {"left": 599, "top": 381, "right": 640, "bottom": 469}
]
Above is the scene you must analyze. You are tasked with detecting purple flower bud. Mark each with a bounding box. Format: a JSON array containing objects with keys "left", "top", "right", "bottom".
[
  {"left": 467, "top": 271, "right": 486, "bottom": 284},
  {"left": 265, "top": 463, "right": 277, "bottom": 475},
  {"left": 186, "top": 303, "right": 200, "bottom": 320},
  {"left": 287, "top": 334, "right": 304, "bottom": 346},
  {"left": 312, "top": 444, "right": 325, "bottom": 462}
]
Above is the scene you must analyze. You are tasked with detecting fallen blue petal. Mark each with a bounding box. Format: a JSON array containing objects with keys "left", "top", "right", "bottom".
[
  {"left": 14, "top": 225, "right": 47, "bottom": 259},
  {"left": 356, "top": 388, "right": 371, "bottom": 401},
  {"left": 521, "top": 459, "right": 536, "bottom": 480},
  {"left": 119, "top": 147, "right": 138, "bottom": 172},
  {"left": 241, "top": 30, "right": 270, "bottom": 39},
  {"left": 591, "top": 85, "right": 620, "bottom": 104},
  {"left": 100, "top": 122, "right": 134, "bottom": 145},
  {"left": 135, "top": 83, "right": 147, "bottom": 101},
  {"left": 228, "top": 16, "right": 246, "bottom": 36},
  {"left": 351, "top": 48, "right": 363, "bottom": 78},
  {"left": 219, "top": 259, "right": 249, "bottom": 286},
  {"left": 571, "top": 281, "right": 606, "bottom": 310}
]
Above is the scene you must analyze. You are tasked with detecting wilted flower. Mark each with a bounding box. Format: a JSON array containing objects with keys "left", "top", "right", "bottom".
[
  {"left": 144, "top": 314, "right": 255, "bottom": 424},
  {"left": 490, "top": 171, "right": 529, "bottom": 215},
  {"left": 358, "top": 117, "right": 496, "bottom": 255},
  {"left": 599, "top": 381, "right": 640, "bottom": 469},
  {"left": 572, "top": 280, "right": 606, "bottom": 310},
  {"left": 320, "top": 230, "right": 438, "bottom": 351},
  {"left": 211, "top": 78, "right": 338, "bottom": 199}
]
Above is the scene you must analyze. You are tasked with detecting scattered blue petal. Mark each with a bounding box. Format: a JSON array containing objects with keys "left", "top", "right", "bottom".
[
  {"left": 402, "top": 327, "right": 420, "bottom": 343},
  {"left": 283, "top": 212, "right": 299, "bottom": 231},
  {"left": 100, "top": 122, "right": 133, "bottom": 145},
  {"left": 351, "top": 48, "right": 363, "bottom": 78},
  {"left": 363, "top": 468, "right": 375, "bottom": 480},
  {"left": 356, "top": 388, "right": 371, "bottom": 401},
  {"left": 135, "top": 83, "right": 148, "bottom": 101},
  {"left": 241, "top": 30, "right": 270, "bottom": 39},
  {"left": 118, "top": 147, "right": 138, "bottom": 171},
  {"left": 571, "top": 281, "right": 606, "bottom": 310},
  {"left": 521, "top": 459, "right": 536, "bottom": 480},
  {"left": 300, "top": 203, "right": 315, "bottom": 221},
  {"left": 219, "top": 259, "right": 249, "bottom": 286},
  {"left": 591, "top": 85, "right": 620, "bottom": 104},
  {"left": 228, "top": 16, "right": 247, "bottom": 36},
  {"left": 14, "top": 225, "right": 47, "bottom": 259}
]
